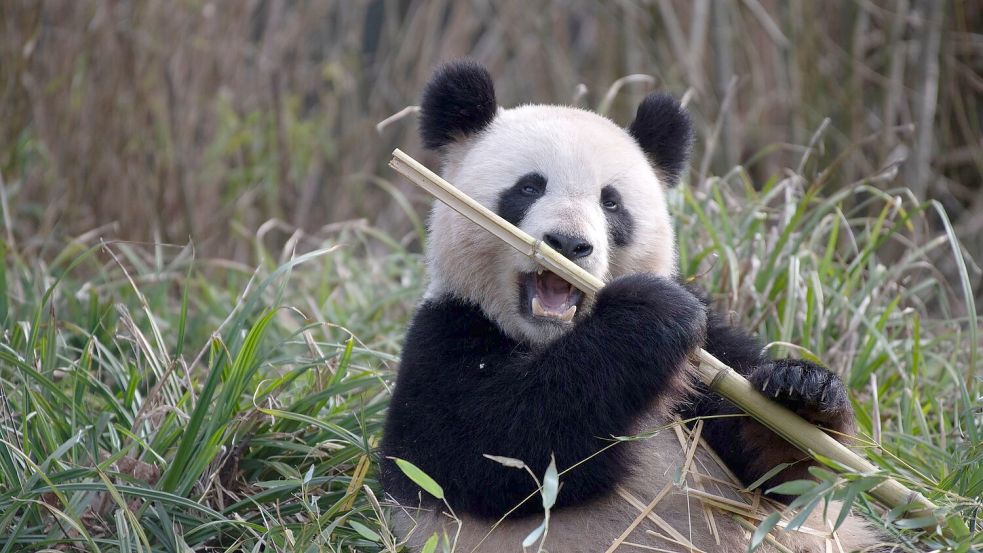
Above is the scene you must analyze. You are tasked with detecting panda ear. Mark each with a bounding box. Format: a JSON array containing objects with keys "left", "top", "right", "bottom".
[
  {"left": 419, "top": 60, "right": 498, "bottom": 150},
  {"left": 627, "top": 93, "right": 693, "bottom": 187}
]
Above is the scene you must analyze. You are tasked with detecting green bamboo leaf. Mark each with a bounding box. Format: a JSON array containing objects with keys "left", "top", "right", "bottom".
[
  {"left": 945, "top": 515, "right": 971, "bottom": 539},
  {"left": 892, "top": 515, "right": 940, "bottom": 529},
  {"left": 884, "top": 501, "right": 913, "bottom": 524},
  {"left": 742, "top": 462, "right": 792, "bottom": 492},
  {"left": 349, "top": 520, "right": 381, "bottom": 542},
  {"left": 765, "top": 479, "right": 815, "bottom": 496},
  {"left": 441, "top": 529, "right": 453, "bottom": 553},
  {"left": 421, "top": 533, "right": 440, "bottom": 553},
  {"left": 393, "top": 458, "right": 444, "bottom": 500},
  {"left": 806, "top": 466, "right": 837, "bottom": 482},
  {"left": 786, "top": 497, "right": 820, "bottom": 531},
  {"left": 833, "top": 484, "right": 861, "bottom": 530},
  {"left": 748, "top": 512, "right": 781, "bottom": 552}
]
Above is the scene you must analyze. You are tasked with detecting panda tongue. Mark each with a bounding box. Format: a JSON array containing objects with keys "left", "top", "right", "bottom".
[{"left": 537, "top": 271, "right": 572, "bottom": 310}]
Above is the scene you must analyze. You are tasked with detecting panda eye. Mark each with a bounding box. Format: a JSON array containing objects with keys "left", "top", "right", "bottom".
[
  {"left": 601, "top": 185, "right": 622, "bottom": 211},
  {"left": 515, "top": 173, "right": 546, "bottom": 196}
]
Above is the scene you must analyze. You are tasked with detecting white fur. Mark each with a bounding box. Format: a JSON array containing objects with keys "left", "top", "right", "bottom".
[{"left": 425, "top": 105, "right": 676, "bottom": 345}]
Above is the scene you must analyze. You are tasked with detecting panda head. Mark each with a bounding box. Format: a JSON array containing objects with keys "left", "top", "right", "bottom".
[{"left": 420, "top": 60, "right": 693, "bottom": 345}]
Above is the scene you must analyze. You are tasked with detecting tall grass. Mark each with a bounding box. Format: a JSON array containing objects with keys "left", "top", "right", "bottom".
[
  {"left": 1, "top": 1, "right": 981, "bottom": 305},
  {"left": 675, "top": 164, "right": 981, "bottom": 550},
  {"left": 1, "top": 128, "right": 980, "bottom": 550},
  {"left": 0, "top": 223, "right": 423, "bottom": 551}
]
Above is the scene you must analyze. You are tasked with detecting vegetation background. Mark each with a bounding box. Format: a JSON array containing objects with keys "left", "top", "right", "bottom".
[
  {"left": 0, "top": 1, "right": 980, "bottom": 551},
  {"left": 1, "top": 1, "right": 981, "bottom": 282}
]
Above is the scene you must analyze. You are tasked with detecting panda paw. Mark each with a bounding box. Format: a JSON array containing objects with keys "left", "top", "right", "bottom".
[
  {"left": 748, "top": 359, "right": 854, "bottom": 435},
  {"left": 595, "top": 274, "right": 707, "bottom": 354}
]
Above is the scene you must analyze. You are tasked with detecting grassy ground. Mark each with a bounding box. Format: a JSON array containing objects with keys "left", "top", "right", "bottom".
[{"left": 1, "top": 156, "right": 981, "bottom": 551}]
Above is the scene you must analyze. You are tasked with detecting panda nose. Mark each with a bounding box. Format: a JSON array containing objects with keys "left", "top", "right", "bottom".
[{"left": 543, "top": 233, "right": 594, "bottom": 260}]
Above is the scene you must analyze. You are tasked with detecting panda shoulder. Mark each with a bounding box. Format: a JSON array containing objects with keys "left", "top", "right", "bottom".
[{"left": 403, "top": 296, "right": 508, "bottom": 354}]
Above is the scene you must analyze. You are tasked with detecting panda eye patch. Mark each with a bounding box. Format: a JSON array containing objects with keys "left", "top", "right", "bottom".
[
  {"left": 601, "top": 185, "right": 633, "bottom": 247},
  {"left": 496, "top": 172, "right": 547, "bottom": 226}
]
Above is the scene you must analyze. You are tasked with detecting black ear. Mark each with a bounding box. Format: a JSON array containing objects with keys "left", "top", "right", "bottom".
[
  {"left": 627, "top": 93, "right": 693, "bottom": 186},
  {"left": 419, "top": 60, "right": 497, "bottom": 150}
]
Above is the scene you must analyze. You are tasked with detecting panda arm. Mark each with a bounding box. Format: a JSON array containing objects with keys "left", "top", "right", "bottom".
[
  {"left": 380, "top": 274, "right": 705, "bottom": 519},
  {"left": 678, "top": 293, "right": 856, "bottom": 498}
]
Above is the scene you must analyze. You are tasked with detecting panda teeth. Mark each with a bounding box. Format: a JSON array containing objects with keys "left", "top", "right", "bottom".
[
  {"left": 559, "top": 305, "right": 577, "bottom": 322},
  {"left": 531, "top": 296, "right": 577, "bottom": 323}
]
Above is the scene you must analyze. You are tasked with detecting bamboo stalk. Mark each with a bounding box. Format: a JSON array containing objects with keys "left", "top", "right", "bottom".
[{"left": 388, "top": 148, "right": 939, "bottom": 525}]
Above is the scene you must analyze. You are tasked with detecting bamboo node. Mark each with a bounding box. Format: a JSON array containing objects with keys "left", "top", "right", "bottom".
[
  {"left": 531, "top": 239, "right": 547, "bottom": 264},
  {"left": 708, "top": 364, "right": 730, "bottom": 390}
]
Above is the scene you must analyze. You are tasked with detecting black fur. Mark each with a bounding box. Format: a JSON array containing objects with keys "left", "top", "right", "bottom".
[
  {"left": 420, "top": 60, "right": 498, "bottom": 150},
  {"left": 601, "top": 185, "right": 633, "bottom": 247},
  {"left": 750, "top": 359, "right": 851, "bottom": 416},
  {"left": 496, "top": 172, "right": 547, "bottom": 226},
  {"left": 677, "top": 293, "right": 856, "bottom": 500},
  {"left": 380, "top": 274, "right": 706, "bottom": 519},
  {"left": 627, "top": 93, "right": 693, "bottom": 186}
]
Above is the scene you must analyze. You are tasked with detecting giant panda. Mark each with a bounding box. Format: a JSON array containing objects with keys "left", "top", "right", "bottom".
[{"left": 379, "top": 60, "right": 880, "bottom": 553}]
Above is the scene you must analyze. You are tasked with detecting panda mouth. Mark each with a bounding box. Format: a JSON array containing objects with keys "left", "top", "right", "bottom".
[{"left": 521, "top": 270, "right": 584, "bottom": 324}]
